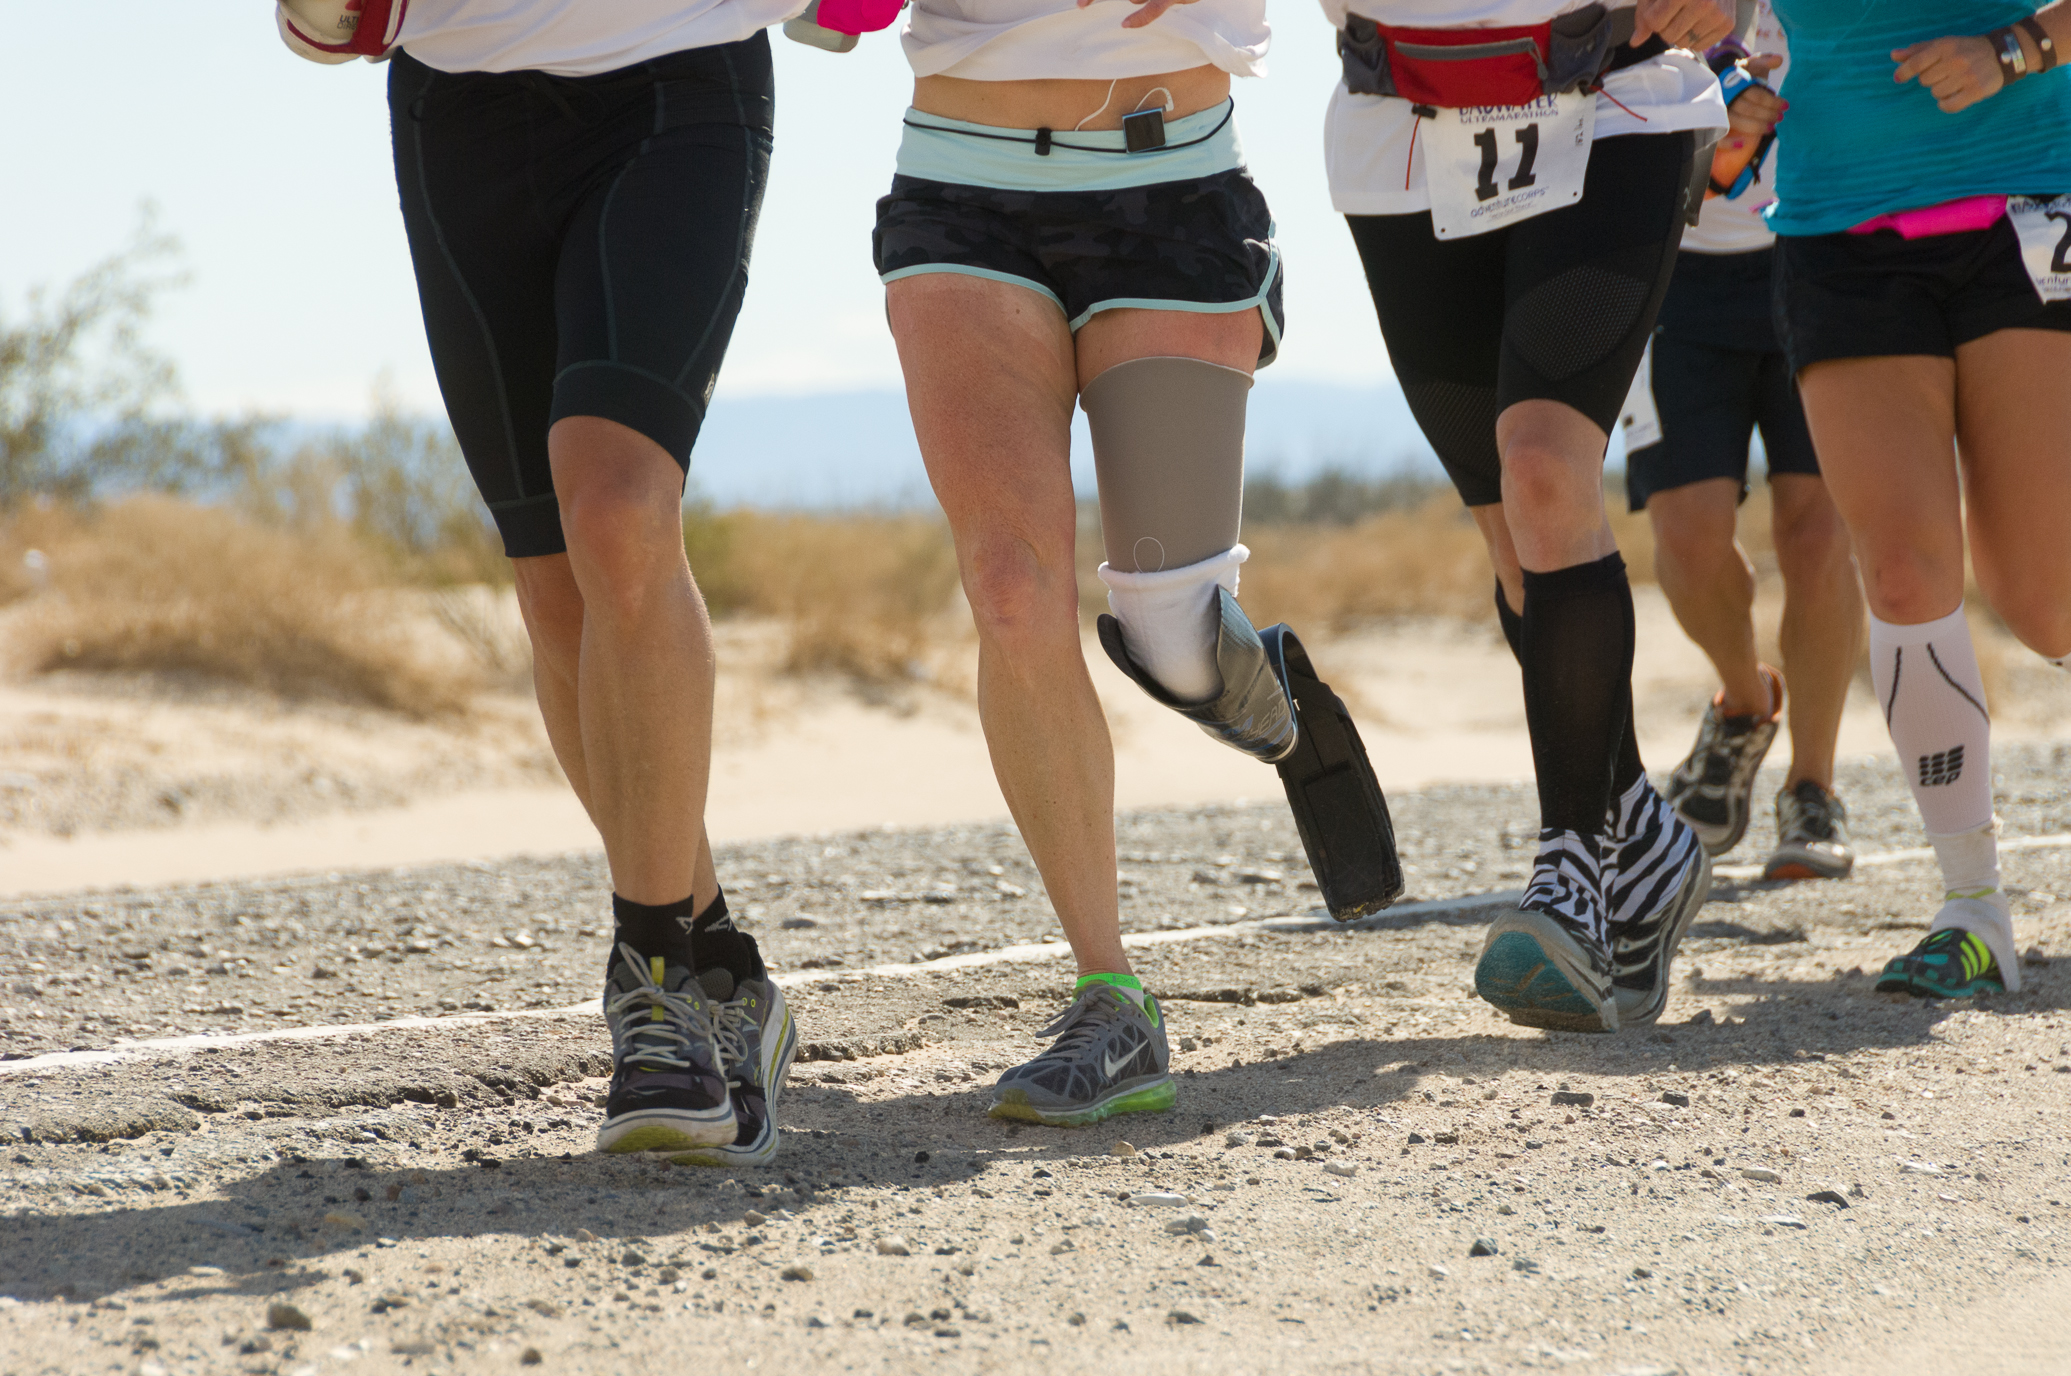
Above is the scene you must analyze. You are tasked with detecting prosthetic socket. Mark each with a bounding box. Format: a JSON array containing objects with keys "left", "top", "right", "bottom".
[
  {"left": 1083, "top": 357, "right": 1403, "bottom": 918},
  {"left": 1085, "top": 357, "right": 1291, "bottom": 760}
]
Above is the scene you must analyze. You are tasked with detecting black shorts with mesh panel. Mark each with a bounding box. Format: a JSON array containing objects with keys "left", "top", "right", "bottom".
[
  {"left": 1346, "top": 131, "right": 1694, "bottom": 508},
  {"left": 389, "top": 38, "right": 774, "bottom": 559}
]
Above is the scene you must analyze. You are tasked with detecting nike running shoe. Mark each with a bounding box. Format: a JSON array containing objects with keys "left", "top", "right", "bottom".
[
  {"left": 989, "top": 983, "right": 1175, "bottom": 1127},
  {"left": 668, "top": 967, "right": 798, "bottom": 1168},
  {"left": 1874, "top": 926, "right": 2004, "bottom": 999},
  {"left": 1664, "top": 665, "right": 1784, "bottom": 856},
  {"left": 1476, "top": 832, "right": 1619, "bottom": 1033},
  {"left": 1762, "top": 780, "right": 1855, "bottom": 881},
  {"left": 596, "top": 943, "right": 736, "bottom": 1154}
]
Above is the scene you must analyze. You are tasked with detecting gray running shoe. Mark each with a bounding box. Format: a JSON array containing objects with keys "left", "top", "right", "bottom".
[
  {"left": 1611, "top": 845, "right": 1712, "bottom": 1027},
  {"left": 596, "top": 944, "right": 735, "bottom": 1154},
  {"left": 669, "top": 969, "right": 798, "bottom": 1168},
  {"left": 1665, "top": 667, "right": 1784, "bottom": 856},
  {"left": 1762, "top": 781, "right": 1855, "bottom": 881},
  {"left": 989, "top": 984, "right": 1175, "bottom": 1128}
]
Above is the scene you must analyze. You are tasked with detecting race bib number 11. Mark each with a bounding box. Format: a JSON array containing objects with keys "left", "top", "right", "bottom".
[
  {"left": 1425, "top": 92, "right": 1596, "bottom": 240},
  {"left": 2008, "top": 194, "right": 2071, "bottom": 302}
]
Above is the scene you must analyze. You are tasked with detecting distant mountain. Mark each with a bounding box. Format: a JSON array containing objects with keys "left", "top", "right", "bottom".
[{"left": 688, "top": 375, "right": 1453, "bottom": 510}]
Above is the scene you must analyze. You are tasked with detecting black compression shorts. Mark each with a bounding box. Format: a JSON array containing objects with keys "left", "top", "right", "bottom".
[
  {"left": 1346, "top": 131, "right": 1694, "bottom": 508},
  {"left": 389, "top": 38, "right": 774, "bottom": 559},
  {"left": 1625, "top": 247, "right": 1820, "bottom": 511},
  {"left": 1773, "top": 213, "right": 2071, "bottom": 375}
]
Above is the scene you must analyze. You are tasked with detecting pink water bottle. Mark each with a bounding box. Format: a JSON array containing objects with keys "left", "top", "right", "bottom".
[{"left": 783, "top": 0, "right": 904, "bottom": 52}]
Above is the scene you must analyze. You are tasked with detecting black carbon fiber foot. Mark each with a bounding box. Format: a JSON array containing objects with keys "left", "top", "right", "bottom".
[{"left": 1263, "top": 626, "right": 1404, "bottom": 921}]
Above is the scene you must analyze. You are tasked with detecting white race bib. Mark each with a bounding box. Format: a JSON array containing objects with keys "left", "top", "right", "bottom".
[
  {"left": 1424, "top": 93, "right": 1596, "bottom": 240},
  {"left": 1617, "top": 339, "right": 1662, "bottom": 454},
  {"left": 2008, "top": 194, "right": 2071, "bottom": 303}
]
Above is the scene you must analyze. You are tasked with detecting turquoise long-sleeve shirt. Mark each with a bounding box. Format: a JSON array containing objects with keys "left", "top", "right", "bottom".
[{"left": 1767, "top": 0, "right": 2071, "bottom": 235}]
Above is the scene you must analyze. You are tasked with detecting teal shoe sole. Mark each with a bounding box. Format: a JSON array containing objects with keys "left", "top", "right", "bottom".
[
  {"left": 1873, "top": 968, "right": 2003, "bottom": 999},
  {"left": 1476, "top": 929, "right": 1616, "bottom": 1034}
]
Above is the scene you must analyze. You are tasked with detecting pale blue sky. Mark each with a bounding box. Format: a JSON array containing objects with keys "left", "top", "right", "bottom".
[{"left": 0, "top": 2, "right": 1393, "bottom": 420}]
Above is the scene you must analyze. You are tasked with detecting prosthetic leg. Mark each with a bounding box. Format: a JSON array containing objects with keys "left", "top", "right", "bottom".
[{"left": 1083, "top": 357, "right": 1403, "bottom": 920}]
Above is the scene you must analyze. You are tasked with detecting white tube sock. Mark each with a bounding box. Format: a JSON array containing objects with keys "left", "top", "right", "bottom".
[
  {"left": 1098, "top": 546, "right": 1247, "bottom": 704},
  {"left": 1868, "top": 606, "right": 1994, "bottom": 837}
]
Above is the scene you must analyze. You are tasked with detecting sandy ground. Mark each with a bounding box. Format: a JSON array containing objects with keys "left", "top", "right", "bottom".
[
  {"left": 1, "top": 751, "right": 2068, "bottom": 1375},
  {"left": 4, "top": 591, "right": 2064, "bottom": 898}
]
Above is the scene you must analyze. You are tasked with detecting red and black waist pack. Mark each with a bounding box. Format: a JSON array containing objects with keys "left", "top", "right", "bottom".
[{"left": 1338, "top": 3, "right": 1660, "bottom": 106}]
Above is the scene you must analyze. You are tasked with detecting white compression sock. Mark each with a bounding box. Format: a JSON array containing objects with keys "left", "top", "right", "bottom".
[
  {"left": 1098, "top": 546, "right": 1247, "bottom": 703},
  {"left": 1868, "top": 606, "right": 1994, "bottom": 837}
]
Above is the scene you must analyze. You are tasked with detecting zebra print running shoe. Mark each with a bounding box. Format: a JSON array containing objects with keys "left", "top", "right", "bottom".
[
  {"left": 1475, "top": 830, "right": 1619, "bottom": 1033},
  {"left": 1603, "top": 776, "right": 1712, "bottom": 1026}
]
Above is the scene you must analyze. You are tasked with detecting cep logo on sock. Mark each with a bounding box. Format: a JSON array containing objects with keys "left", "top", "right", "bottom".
[{"left": 1918, "top": 746, "right": 1965, "bottom": 787}]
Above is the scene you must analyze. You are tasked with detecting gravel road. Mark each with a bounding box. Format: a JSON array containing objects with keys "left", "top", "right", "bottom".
[{"left": 2, "top": 744, "right": 2068, "bottom": 1374}]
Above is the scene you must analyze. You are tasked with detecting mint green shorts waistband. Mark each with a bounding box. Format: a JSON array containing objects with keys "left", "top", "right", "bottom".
[{"left": 893, "top": 99, "right": 1245, "bottom": 193}]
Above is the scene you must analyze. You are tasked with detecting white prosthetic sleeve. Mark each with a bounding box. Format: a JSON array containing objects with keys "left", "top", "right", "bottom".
[
  {"left": 1098, "top": 546, "right": 1247, "bottom": 704},
  {"left": 1869, "top": 606, "right": 2018, "bottom": 986}
]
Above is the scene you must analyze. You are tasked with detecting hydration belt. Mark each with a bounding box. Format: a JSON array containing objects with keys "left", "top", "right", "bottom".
[{"left": 1338, "top": 4, "right": 1667, "bottom": 107}]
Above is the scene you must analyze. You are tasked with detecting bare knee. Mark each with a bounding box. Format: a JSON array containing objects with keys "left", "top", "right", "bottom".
[
  {"left": 959, "top": 531, "right": 1077, "bottom": 658},
  {"left": 1645, "top": 482, "right": 1743, "bottom": 582},
  {"left": 1856, "top": 548, "right": 1962, "bottom": 623},
  {"left": 1768, "top": 478, "right": 1853, "bottom": 584},
  {"left": 513, "top": 554, "right": 584, "bottom": 676},
  {"left": 555, "top": 484, "right": 687, "bottom": 623}
]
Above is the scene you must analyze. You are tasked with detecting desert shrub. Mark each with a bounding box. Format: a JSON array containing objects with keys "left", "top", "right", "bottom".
[
  {"left": 1236, "top": 495, "right": 1499, "bottom": 629},
  {"left": 710, "top": 510, "right": 962, "bottom": 681},
  {"left": 1243, "top": 467, "right": 1449, "bottom": 526},
  {"left": 7, "top": 497, "right": 474, "bottom": 716}
]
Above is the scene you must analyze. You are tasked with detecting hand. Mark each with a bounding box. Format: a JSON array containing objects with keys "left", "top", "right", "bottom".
[
  {"left": 1892, "top": 34, "right": 2004, "bottom": 113},
  {"left": 1728, "top": 57, "right": 1788, "bottom": 137},
  {"left": 1633, "top": 0, "right": 1734, "bottom": 52},
  {"left": 1076, "top": 0, "right": 1199, "bottom": 29}
]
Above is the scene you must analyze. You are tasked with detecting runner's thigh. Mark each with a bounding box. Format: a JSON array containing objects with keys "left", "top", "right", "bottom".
[
  {"left": 552, "top": 38, "right": 776, "bottom": 473},
  {"left": 1499, "top": 131, "right": 1692, "bottom": 433},
  {"left": 1346, "top": 213, "right": 1509, "bottom": 507},
  {"left": 389, "top": 52, "right": 564, "bottom": 557}
]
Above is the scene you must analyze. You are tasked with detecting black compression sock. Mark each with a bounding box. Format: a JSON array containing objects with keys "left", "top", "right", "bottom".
[
  {"left": 1494, "top": 577, "right": 1524, "bottom": 660},
  {"left": 1519, "top": 553, "right": 1636, "bottom": 838},
  {"left": 1499, "top": 574, "right": 1644, "bottom": 807},
  {"left": 610, "top": 892, "right": 700, "bottom": 969},
  {"left": 684, "top": 891, "right": 767, "bottom": 987}
]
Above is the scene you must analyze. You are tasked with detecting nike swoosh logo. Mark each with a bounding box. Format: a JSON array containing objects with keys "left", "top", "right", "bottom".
[{"left": 1103, "top": 1049, "right": 1133, "bottom": 1079}]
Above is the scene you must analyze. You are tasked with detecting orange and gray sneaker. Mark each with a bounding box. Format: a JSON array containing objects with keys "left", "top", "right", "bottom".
[
  {"left": 1665, "top": 665, "right": 1784, "bottom": 856},
  {"left": 1763, "top": 780, "right": 1855, "bottom": 880}
]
